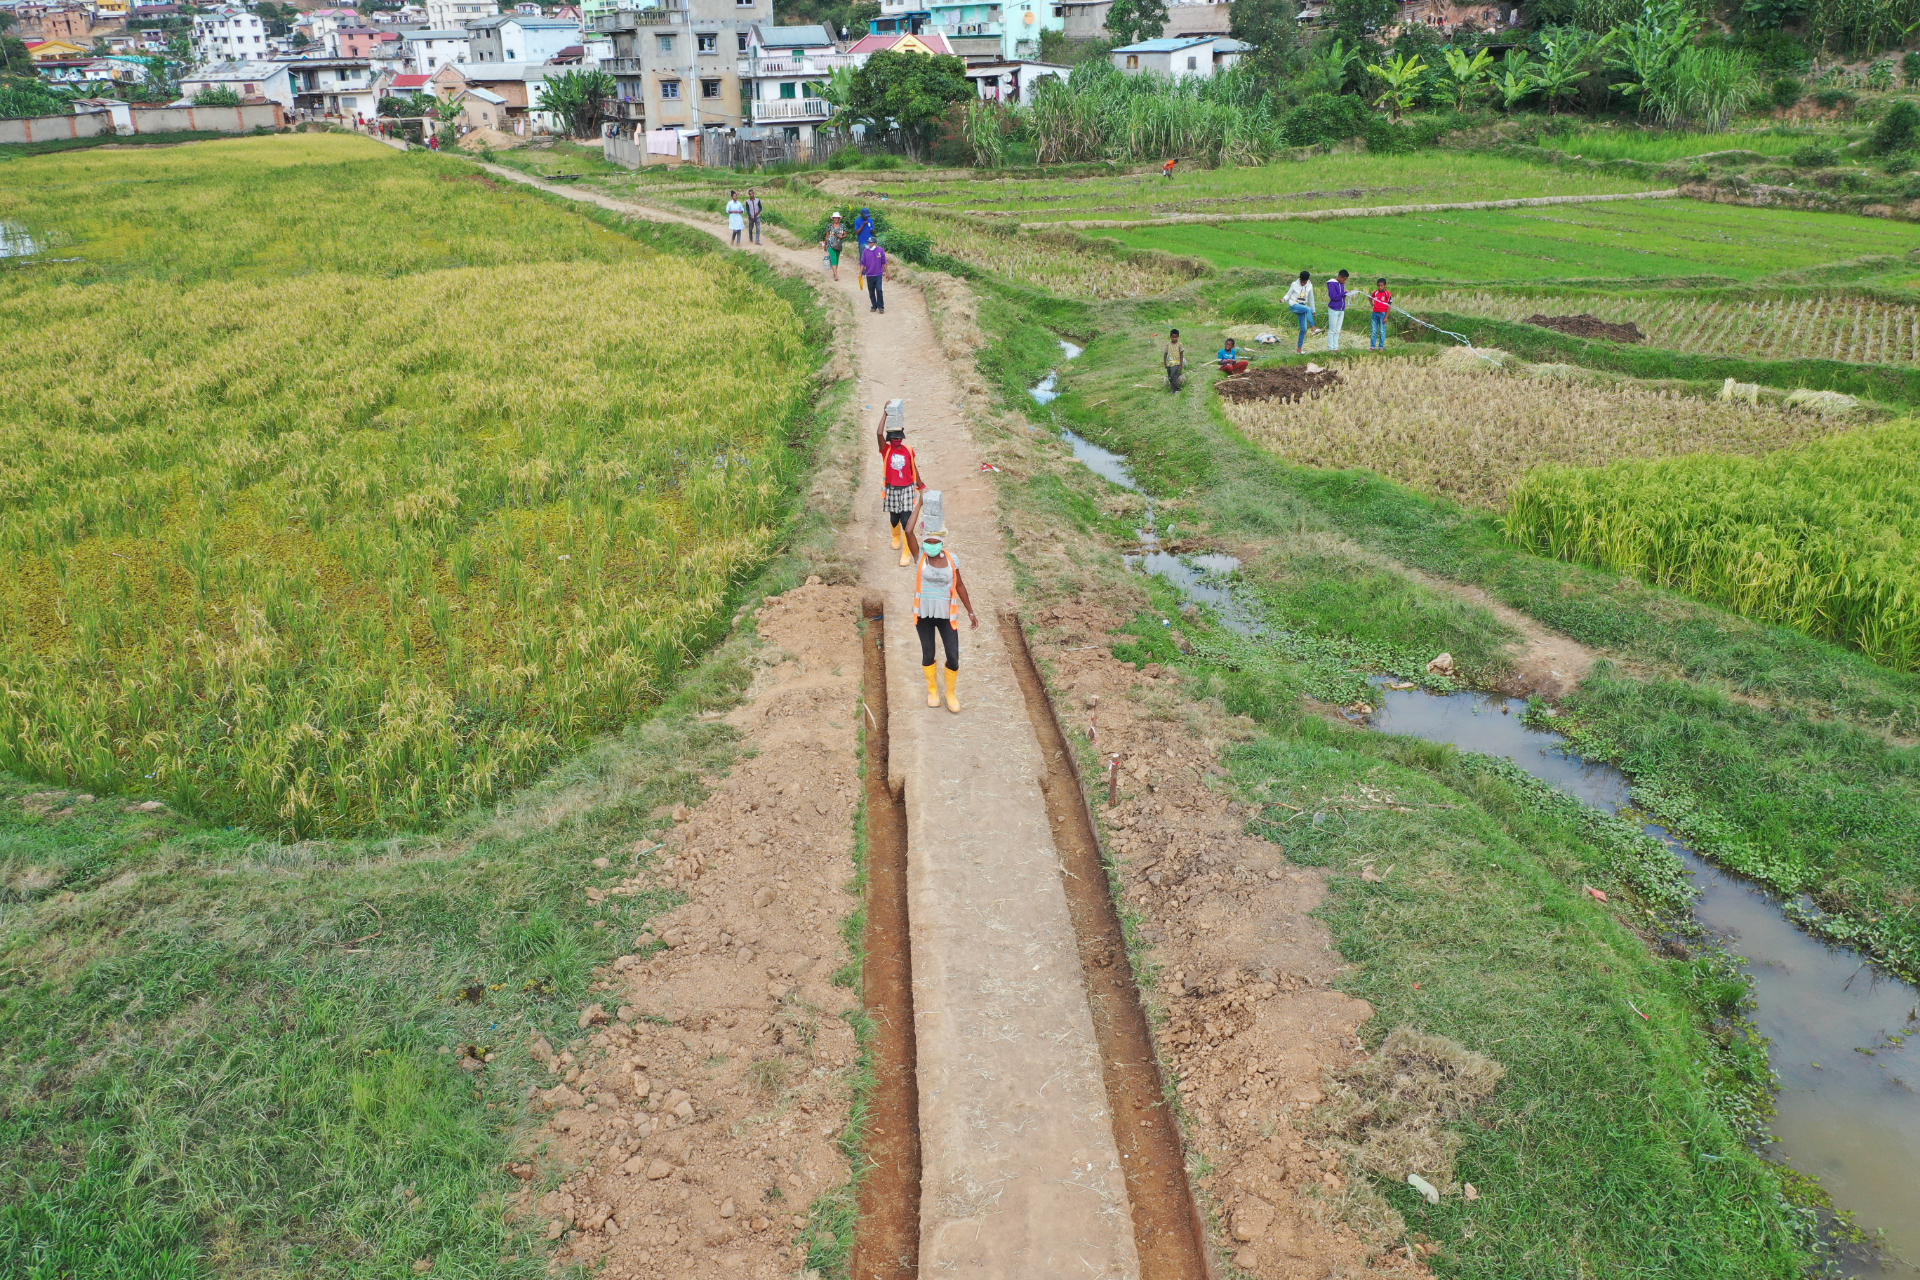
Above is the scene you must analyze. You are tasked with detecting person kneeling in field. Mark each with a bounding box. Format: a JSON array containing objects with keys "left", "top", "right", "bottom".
[{"left": 1217, "top": 337, "right": 1249, "bottom": 375}]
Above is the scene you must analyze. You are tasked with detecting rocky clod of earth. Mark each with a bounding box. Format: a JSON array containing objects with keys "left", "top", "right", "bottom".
[
  {"left": 1525, "top": 313, "right": 1647, "bottom": 344},
  {"left": 1214, "top": 365, "right": 1344, "bottom": 404}
]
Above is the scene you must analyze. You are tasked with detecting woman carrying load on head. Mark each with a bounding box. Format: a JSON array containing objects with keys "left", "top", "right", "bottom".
[
  {"left": 903, "top": 499, "right": 977, "bottom": 715},
  {"left": 877, "top": 403, "right": 925, "bottom": 567}
]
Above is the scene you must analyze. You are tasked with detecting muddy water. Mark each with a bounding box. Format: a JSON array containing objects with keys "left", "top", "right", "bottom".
[
  {"left": 0, "top": 222, "right": 43, "bottom": 258},
  {"left": 1031, "top": 361, "right": 1920, "bottom": 1275}
]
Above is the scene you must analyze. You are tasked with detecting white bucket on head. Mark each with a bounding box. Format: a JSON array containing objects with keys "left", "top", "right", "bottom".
[{"left": 919, "top": 488, "right": 945, "bottom": 534}]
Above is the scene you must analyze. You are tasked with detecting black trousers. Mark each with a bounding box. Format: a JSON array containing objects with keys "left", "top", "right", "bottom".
[
  {"left": 866, "top": 274, "right": 885, "bottom": 310},
  {"left": 917, "top": 617, "right": 959, "bottom": 670}
]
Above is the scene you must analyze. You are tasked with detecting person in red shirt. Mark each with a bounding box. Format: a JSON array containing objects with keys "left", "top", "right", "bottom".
[
  {"left": 877, "top": 404, "right": 925, "bottom": 566},
  {"left": 1370, "top": 278, "right": 1393, "bottom": 351},
  {"left": 1163, "top": 157, "right": 1176, "bottom": 179}
]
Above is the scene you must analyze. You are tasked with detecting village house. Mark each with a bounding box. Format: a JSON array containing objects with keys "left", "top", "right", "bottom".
[
  {"left": 178, "top": 58, "right": 295, "bottom": 107},
  {"left": 401, "top": 27, "right": 471, "bottom": 71},
  {"left": 594, "top": 0, "right": 771, "bottom": 142},
  {"left": 962, "top": 56, "right": 1066, "bottom": 100},
  {"left": 191, "top": 5, "right": 267, "bottom": 64},
  {"left": 868, "top": 0, "right": 1051, "bottom": 61},
  {"left": 737, "top": 23, "right": 847, "bottom": 146},
  {"left": 428, "top": 59, "right": 560, "bottom": 132},
  {"left": 1110, "top": 33, "right": 1248, "bottom": 78},
  {"left": 422, "top": 0, "right": 498, "bottom": 29},
  {"left": 332, "top": 25, "right": 402, "bottom": 59},
  {"left": 286, "top": 55, "right": 378, "bottom": 115},
  {"left": 464, "top": 13, "right": 581, "bottom": 63},
  {"left": 383, "top": 70, "right": 434, "bottom": 99}
]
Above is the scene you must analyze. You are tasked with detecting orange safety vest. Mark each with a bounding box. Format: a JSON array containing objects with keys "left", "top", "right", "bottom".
[
  {"left": 883, "top": 441, "right": 918, "bottom": 488},
  {"left": 913, "top": 551, "right": 960, "bottom": 619}
]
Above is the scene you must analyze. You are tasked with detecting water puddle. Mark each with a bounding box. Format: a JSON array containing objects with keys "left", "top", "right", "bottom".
[
  {"left": 0, "top": 222, "right": 44, "bottom": 258},
  {"left": 1028, "top": 339, "right": 1083, "bottom": 406},
  {"left": 1043, "top": 398, "right": 1920, "bottom": 1275}
]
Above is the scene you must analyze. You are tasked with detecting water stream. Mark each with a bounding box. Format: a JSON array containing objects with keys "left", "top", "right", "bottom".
[{"left": 1028, "top": 354, "right": 1920, "bottom": 1275}]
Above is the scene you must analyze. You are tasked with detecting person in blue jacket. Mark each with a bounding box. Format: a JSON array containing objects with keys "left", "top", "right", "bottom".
[{"left": 854, "top": 207, "right": 876, "bottom": 248}]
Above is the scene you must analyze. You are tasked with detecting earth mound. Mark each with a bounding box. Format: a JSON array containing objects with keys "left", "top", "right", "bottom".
[
  {"left": 1526, "top": 313, "right": 1646, "bottom": 343},
  {"left": 1214, "top": 364, "right": 1344, "bottom": 404}
]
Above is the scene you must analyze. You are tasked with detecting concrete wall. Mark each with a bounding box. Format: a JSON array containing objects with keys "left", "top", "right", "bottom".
[{"left": 0, "top": 102, "right": 284, "bottom": 145}]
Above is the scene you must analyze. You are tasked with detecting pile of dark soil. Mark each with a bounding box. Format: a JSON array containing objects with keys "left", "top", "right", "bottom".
[
  {"left": 1526, "top": 313, "right": 1647, "bottom": 343},
  {"left": 1213, "top": 365, "right": 1344, "bottom": 404}
]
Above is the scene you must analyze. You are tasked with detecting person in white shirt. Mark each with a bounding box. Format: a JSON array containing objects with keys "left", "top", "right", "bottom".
[
  {"left": 1284, "top": 270, "right": 1318, "bottom": 354},
  {"left": 725, "top": 191, "right": 746, "bottom": 246}
]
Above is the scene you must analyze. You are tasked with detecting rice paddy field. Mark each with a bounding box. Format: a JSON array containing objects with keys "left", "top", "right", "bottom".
[
  {"left": 1104, "top": 198, "right": 1920, "bottom": 282},
  {"left": 1530, "top": 127, "right": 1826, "bottom": 162},
  {"left": 1423, "top": 289, "right": 1920, "bottom": 364},
  {"left": 853, "top": 151, "right": 1668, "bottom": 222},
  {"left": 1507, "top": 421, "right": 1920, "bottom": 670},
  {"left": 0, "top": 134, "right": 821, "bottom": 835},
  {"left": 1223, "top": 354, "right": 1848, "bottom": 509}
]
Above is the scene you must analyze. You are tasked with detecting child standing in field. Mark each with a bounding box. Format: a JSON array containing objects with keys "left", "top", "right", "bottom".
[
  {"left": 1370, "top": 278, "right": 1392, "bottom": 350},
  {"left": 746, "top": 189, "right": 764, "bottom": 244},
  {"left": 726, "top": 191, "right": 746, "bottom": 246},
  {"left": 1285, "top": 270, "right": 1317, "bottom": 354},
  {"left": 1326, "top": 269, "right": 1350, "bottom": 352},
  {"left": 1163, "top": 328, "right": 1185, "bottom": 391}
]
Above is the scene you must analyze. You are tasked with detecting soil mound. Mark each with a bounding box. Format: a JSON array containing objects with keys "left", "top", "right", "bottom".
[
  {"left": 1526, "top": 313, "right": 1646, "bottom": 343},
  {"left": 1215, "top": 364, "right": 1343, "bottom": 404}
]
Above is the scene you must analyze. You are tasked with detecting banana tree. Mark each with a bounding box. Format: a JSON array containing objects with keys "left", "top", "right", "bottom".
[
  {"left": 1532, "top": 30, "right": 1602, "bottom": 114},
  {"left": 1365, "top": 52, "right": 1430, "bottom": 121},
  {"left": 1492, "top": 50, "right": 1538, "bottom": 113},
  {"left": 1441, "top": 46, "right": 1495, "bottom": 111}
]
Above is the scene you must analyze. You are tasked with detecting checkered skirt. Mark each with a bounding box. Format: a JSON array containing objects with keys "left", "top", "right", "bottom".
[{"left": 883, "top": 485, "right": 916, "bottom": 514}]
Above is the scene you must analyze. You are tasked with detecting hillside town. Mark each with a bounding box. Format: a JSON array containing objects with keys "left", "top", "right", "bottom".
[{"left": 1, "top": 0, "right": 1258, "bottom": 153}]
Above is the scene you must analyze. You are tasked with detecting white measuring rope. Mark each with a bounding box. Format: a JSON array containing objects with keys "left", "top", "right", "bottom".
[{"left": 1387, "top": 302, "right": 1503, "bottom": 366}]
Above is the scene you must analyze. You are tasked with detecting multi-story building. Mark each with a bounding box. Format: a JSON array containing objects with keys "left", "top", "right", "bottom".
[
  {"left": 333, "top": 26, "right": 403, "bottom": 58},
  {"left": 402, "top": 27, "right": 472, "bottom": 70},
  {"left": 737, "top": 24, "right": 847, "bottom": 145},
  {"left": 191, "top": 6, "right": 267, "bottom": 65},
  {"left": 869, "top": 0, "right": 1055, "bottom": 62},
  {"left": 593, "top": 0, "right": 771, "bottom": 137},
  {"left": 465, "top": 14, "right": 581, "bottom": 63},
  {"left": 284, "top": 56, "right": 382, "bottom": 115},
  {"left": 423, "top": 0, "right": 499, "bottom": 29}
]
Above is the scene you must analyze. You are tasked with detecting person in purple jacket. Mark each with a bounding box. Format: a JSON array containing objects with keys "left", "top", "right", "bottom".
[
  {"left": 861, "top": 237, "right": 888, "bottom": 314},
  {"left": 1325, "top": 269, "right": 1350, "bottom": 352}
]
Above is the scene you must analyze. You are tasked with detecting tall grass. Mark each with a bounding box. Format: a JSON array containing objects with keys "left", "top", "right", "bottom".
[
  {"left": 1027, "top": 62, "right": 1289, "bottom": 166},
  {"left": 1505, "top": 420, "right": 1920, "bottom": 669},
  {"left": 0, "top": 138, "right": 817, "bottom": 835}
]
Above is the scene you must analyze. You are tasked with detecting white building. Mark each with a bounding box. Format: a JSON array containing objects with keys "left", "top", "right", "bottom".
[
  {"left": 191, "top": 6, "right": 267, "bottom": 65},
  {"left": 963, "top": 57, "right": 1066, "bottom": 101},
  {"left": 1110, "top": 34, "right": 1248, "bottom": 79},
  {"left": 179, "top": 58, "right": 294, "bottom": 107},
  {"left": 424, "top": 0, "right": 500, "bottom": 29},
  {"left": 286, "top": 56, "right": 379, "bottom": 115},
  {"left": 403, "top": 28, "right": 472, "bottom": 71},
  {"left": 465, "top": 14, "right": 581, "bottom": 63},
  {"left": 738, "top": 24, "right": 848, "bottom": 144}
]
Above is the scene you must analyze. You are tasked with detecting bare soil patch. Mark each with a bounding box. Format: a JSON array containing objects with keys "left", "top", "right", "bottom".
[
  {"left": 513, "top": 582, "right": 866, "bottom": 1280},
  {"left": 1215, "top": 366, "right": 1345, "bottom": 405},
  {"left": 1525, "top": 313, "right": 1646, "bottom": 343}
]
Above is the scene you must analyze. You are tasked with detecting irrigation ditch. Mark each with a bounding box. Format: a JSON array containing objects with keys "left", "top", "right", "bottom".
[{"left": 1022, "top": 347, "right": 1920, "bottom": 1278}]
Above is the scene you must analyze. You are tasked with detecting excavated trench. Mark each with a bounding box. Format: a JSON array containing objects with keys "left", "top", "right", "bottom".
[
  {"left": 852, "top": 599, "right": 920, "bottom": 1280},
  {"left": 1003, "top": 612, "right": 1215, "bottom": 1280}
]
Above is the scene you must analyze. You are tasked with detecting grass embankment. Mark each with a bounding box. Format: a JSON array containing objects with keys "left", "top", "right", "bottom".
[
  {"left": 982, "top": 293, "right": 1815, "bottom": 1276},
  {"left": 984, "top": 284, "right": 1920, "bottom": 988},
  {"left": 0, "top": 130, "right": 250, "bottom": 160},
  {"left": 0, "top": 135, "right": 845, "bottom": 1277},
  {"left": 0, "top": 134, "right": 823, "bottom": 835},
  {"left": 1104, "top": 198, "right": 1918, "bottom": 281}
]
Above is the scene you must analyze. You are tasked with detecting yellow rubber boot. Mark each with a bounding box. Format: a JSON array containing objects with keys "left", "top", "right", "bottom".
[
  {"left": 889, "top": 523, "right": 902, "bottom": 550},
  {"left": 899, "top": 539, "right": 913, "bottom": 567},
  {"left": 923, "top": 664, "right": 941, "bottom": 707},
  {"left": 944, "top": 667, "right": 961, "bottom": 714}
]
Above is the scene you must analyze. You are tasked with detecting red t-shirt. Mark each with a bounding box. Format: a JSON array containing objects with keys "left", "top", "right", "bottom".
[
  {"left": 1371, "top": 289, "right": 1392, "bottom": 314},
  {"left": 883, "top": 441, "right": 919, "bottom": 488}
]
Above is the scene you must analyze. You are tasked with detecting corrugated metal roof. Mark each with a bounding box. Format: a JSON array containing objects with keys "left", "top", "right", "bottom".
[{"left": 754, "top": 23, "right": 833, "bottom": 48}]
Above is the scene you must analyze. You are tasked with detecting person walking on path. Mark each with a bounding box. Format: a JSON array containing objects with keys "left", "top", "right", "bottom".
[
  {"left": 1163, "top": 328, "right": 1185, "bottom": 391},
  {"left": 903, "top": 504, "right": 978, "bottom": 714},
  {"left": 854, "top": 207, "right": 876, "bottom": 248},
  {"left": 746, "top": 189, "right": 764, "bottom": 244},
  {"left": 1217, "top": 336, "right": 1248, "bottom": 375},
  {"left": 1285, "top": 270, "right": 1318, "bottom": 354},
  {"left": 1370, "top": 278, "right": 1393, "bottom": 350},
  {"left": 726, "top": 191, "right": 746, "bottom": 246},
  {"left": 877, "top": 404, "right": 924, "bottom": 566},
  {"left": 822, "top": 212, "right": 848, "bottom": 282},
  {"left": 1326, "top": 269, "right": 1350, "bottom": 352},
  {"left": 861, "top": 236, "right": 888, "bottom": 314}
]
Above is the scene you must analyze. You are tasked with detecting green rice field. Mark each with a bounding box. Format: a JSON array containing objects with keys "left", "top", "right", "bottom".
[
  {"left": 1532, "top": 127, "right": 1837, "bottom": 163},
  {"left": 1105, "top": 198, "right": 1920, "bottom": 281},
  {"left": 868, "top": 152, "right": 1665, "bottom": 222}
]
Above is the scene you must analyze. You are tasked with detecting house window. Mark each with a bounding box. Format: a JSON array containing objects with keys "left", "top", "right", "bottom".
[
  {"left": 802, "top": 80, "right": 821, "bottom": 97},
  {"left": 1125, "top": 54, "right": 1138, "bottom": 67},
  {"left": 659, "top": 78, "right": 679, "bottom": 98},
  {"left": 779, "top": 81, "right": 795, "bottom": 98},
  {"left": 1186, "top": 55, "right": 1196, "bottom": 69},
  {"left": 701, "top": 77, "right": 721, "bottom": 97},
  {"left": 737, "top": 31, "right": 749, "bottom": 51},
  {"left": 505, "top": 48, "right": 518, "bottom": 58},
  {"left": 696, "top": 32, "right": 715, "bottom": 51},
  {"left": 657, "top": 34, "right": 673, "bottom": 51},
  {"left": 783, "top": 125, "right": 799, "bottom": 141},
  {"left": 244, "top": 82, "right": 255, "bottom": 91}
]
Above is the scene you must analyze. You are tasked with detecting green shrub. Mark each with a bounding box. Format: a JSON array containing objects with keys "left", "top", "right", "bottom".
[
  {"left": 1790, "top": 141, "right": 1838, "bottom": 166},
  {"left": 1280, "top": 92, "right": 1368, "bottom": 147},
  {"left": 825, "top": 145, "right": 859, "bottom": 170},
  {"left": 1868, "top": 59, "right": 1895, "bottom": 90},
  {"left": 1812, "top": 86, "right": 1854, "bottom": 110},
  {"left": 1881, "top": 150, "right": 1915, "bottom": 174},
  {"left": 1869, "top": 99, "right": 1919, "bottom": 154},
  {"left": 1769, "top": 75, "right": 1802, "bottom": 108},
  {"left": 1907, "top": 51, "right": 1920, "bottom": 87},
  {"left": 879, "top": 226, "right": 932, "bottom": 264},
  {"left": 190, "top": 86, "right": 244, "bottom": 107}
]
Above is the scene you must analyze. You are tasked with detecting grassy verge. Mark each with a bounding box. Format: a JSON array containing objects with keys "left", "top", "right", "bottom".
[
  {"left": 0, "top": 189, "right": 852, "bottom": 1276},
  {"left": 0, "top": 130, "right": 250, "bottom": 160},
  {"left": 990, "top": 390, "right": 1816, "bottom": 1276}
]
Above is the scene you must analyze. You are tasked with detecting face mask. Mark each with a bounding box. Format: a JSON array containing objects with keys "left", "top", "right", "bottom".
[{"left": 923, "top": 540, "right": 943, "bottom": 556}]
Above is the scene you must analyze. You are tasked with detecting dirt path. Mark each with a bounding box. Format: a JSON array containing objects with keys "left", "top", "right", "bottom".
[{"left": 479, "top": 161, "right": 1140, "bottom": 1275}]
